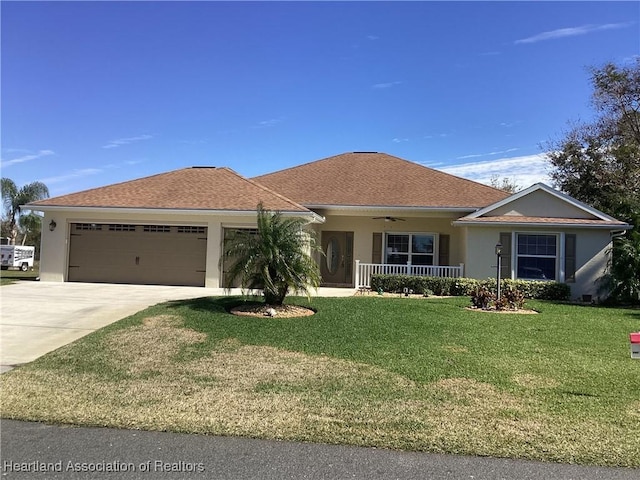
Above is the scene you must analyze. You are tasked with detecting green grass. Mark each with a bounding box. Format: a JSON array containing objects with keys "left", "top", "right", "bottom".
[
  {"left": 0, "top": 264, "right": 39, "bottom": 285},
  {"left": 2, "top": 296, "right": 639, "bottom": 466}
]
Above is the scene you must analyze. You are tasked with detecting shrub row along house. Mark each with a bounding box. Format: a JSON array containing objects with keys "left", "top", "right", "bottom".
[{"left": 28, "top": 152, "right": 631, "bottom": 300}]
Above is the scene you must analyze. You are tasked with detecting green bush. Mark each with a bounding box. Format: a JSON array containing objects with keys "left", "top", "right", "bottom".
[
  {"left": 470, "top": 286, "right": 495, "bottom": 309},
  {"left": 497, "top": 286, "right": 526, "bottom": 310},
  {"left": 369, "top": 274, "right": 570, "bottom": 301}
]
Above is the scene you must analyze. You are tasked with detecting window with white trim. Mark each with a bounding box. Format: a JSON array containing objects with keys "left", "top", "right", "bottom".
[
  {"left": 385, "top": 233, "right": 435, "bottom": 265},
  {"left": 516, "top": 234, "right": 557, "bottom": 280}
]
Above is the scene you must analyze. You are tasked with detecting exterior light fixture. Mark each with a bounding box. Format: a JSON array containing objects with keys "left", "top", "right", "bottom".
[{"left": 49, "top": 220, "right": 57, "bottom": 232}]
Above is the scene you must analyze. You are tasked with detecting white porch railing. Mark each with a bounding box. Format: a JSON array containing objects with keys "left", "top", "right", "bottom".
[{"left": 355, "top": 260, "right": 465, "bottom": 289}]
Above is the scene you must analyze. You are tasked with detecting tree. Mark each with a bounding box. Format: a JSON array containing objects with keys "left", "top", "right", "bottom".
[
  {"left": 489, "top": 174, "right": 520, "bottom": 193},
  {"left": 1, "top": 178, "right": 50, "bottom": 245},
  {"left": 18, "top": 212, "right": 42, "bottom": 245},
  {"left": 222, "top": 203, "right": 322, "bottom": 305},
  {"left": 545, "top": 59, "right": 640, "bottom": 302}
]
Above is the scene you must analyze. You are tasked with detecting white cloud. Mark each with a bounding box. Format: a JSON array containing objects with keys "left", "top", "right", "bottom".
[
  {"left": 392, "top": 138, "right": 409, "bottom": 143},
  {"left": 439, "top": 153, "right": 553, "bottom": 188},
  {"left": 424, "top": 133, "right": 450, "bottom": 139},
  {"left": 0, "top": 149, "right": 55, "bottom": 168},
  {"left": 40, "top": 168, "right": 103, "bottom": 185},
  {"left": 102, "top": 134, "right": 153, "bottom": 149},
  {"left": 253, "top": 118, "right": 284, "bottom": 129},
  {"left": 366, "top": 35, "right": 379, "bottom": 41},
  {"left": 372, "top": 81, "right": 402, "bottom": 89},
  {"left": 515, "top": 22, "right": 633, "bottom": 44},
  {"left": 456, "top": 147, "right": 519, "bottom": 160}
]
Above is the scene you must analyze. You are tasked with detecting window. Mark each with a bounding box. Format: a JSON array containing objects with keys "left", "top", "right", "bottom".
[
  {"left": 75, "top": 223, "right": 102, "bottom": 231},
  {"left": 516, "top": 234, "right": 557, "bottom": 280},
  {"left": 177, "top": 226, "right": 206, "bottom": 234},
  {"left": 109, "top": 224, "right": 136, "bottom": 232},
  {"left": 385, "top": 233, "right": 435, "bottom": 265},
  {"left": 143, "top": 225, "right": 171, "bottom": 233}
]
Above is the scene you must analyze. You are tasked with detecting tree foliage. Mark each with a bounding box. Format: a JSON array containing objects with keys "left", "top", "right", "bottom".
[
  {"left": 222, "top": 203, "right": 321, "bottom": 305},
  {"left": 1, "top": 178, "right": 49, "bottom": 245},
  {"left": 546, "top": 59, "right": 640, "bottom": 302},
  {"left": 489, "top": 174, "right": 520, "bottom": 193}
]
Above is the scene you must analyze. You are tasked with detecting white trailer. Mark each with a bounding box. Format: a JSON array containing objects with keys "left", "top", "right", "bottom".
[{"left": 1, "top": 245, "right": 35, "bottom": 271}]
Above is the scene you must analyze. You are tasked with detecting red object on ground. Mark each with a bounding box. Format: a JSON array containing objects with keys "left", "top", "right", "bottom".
[{"left": 630, "top": 333, "right": 640, "bottom": 344}]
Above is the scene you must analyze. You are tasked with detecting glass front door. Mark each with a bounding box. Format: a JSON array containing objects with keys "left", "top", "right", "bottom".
[{"left": 320, "top": 231, "right": 354, "bottom": 286}]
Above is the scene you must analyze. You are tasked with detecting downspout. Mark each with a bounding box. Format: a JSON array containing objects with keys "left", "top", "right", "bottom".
[{"left": 610, "top": 230, "right": 628, "bottom": 239}]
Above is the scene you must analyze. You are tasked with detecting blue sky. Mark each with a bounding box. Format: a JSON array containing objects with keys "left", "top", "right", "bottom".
[{"left": 2, "top": 1, "right": 638, "bottom": 197}]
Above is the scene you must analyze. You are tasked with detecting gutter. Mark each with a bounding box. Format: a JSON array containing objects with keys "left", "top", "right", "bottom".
[{"left": 611, "top": 230, "right": 629, "bottom": 239}]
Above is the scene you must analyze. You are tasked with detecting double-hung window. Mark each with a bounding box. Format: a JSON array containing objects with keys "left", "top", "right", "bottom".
[
  {"left": 516, "top": 234, "right": 557, "bottom": 280},
  {"left": 385, "top": 233, "right": 435, "bottom": 265}
]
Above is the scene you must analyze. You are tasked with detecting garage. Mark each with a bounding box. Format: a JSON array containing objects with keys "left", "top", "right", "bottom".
[{"left": 68, "top": 223, "right": 207, "bottom": 286}]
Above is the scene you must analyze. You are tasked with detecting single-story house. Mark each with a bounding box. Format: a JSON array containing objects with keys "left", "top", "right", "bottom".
[{"left": 28, "top": 152, "right": 631, "bottom": 299}]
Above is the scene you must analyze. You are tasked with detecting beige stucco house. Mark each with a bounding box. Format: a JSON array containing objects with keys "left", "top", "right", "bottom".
[{"left": 28, "top": 152, "right": 631, "bottom": 299}]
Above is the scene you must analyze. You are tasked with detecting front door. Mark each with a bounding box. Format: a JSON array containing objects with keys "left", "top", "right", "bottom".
[{"left": 320, "top": 231, "right": 353, "bottom": 286}]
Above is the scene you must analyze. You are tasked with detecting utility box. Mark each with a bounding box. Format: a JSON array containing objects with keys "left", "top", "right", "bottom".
[{"left": 630, "top": 333, "right": 640, "bottom": 359}]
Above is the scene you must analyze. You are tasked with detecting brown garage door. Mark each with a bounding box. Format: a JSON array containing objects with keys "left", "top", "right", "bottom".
[{"left": 68, "top": 223, "right": 207, "bottom": 286}]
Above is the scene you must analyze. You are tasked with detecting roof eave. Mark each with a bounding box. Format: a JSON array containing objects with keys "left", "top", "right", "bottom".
[
  {"left": 304, "top": 204, "right": 479, "bottom": 213},
  {"left": 24, "top": 204, "right": 325, "bottom": 223},
  {"left": 452, "top": 219, "right": 632, "bottom": 229}
]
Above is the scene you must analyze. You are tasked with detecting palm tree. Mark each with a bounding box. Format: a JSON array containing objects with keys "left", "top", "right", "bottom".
[
  {"left": 19, "top": 212, "right": 43, "bottom": 246},
  {"left": 1, "top": 178, "right": 49, "bottom": 245},
  {"left": 223, "top": 203, "right": 322, "bottom": 305}
]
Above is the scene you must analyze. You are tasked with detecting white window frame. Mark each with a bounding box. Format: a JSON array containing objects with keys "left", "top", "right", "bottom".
[
  {"left": 384, "top": 232, "right": 438, "bottom": 266},
  {"left": 514, "top": 232, "right": 565, "bottom": 282}
]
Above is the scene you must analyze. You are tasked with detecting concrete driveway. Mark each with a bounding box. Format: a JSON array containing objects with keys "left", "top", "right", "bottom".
[
  {"left": 0, "top": 281, "right": 354, "bottom": 373},
  {"left": 0, "top": 282, "right": 216, "bottom": 372}
]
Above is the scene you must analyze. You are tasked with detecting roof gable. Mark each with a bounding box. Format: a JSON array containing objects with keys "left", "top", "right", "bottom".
[
  {"left": 454, "top": 183, "right": 630, "bottom": 229},
  {"left": 253, "top": 152, "right": 510, "bottom": 209},
  {"left": 28, "top": 167, "right": 311, "bottom": 213},
  {"left": 464, "top": 183, "right": 619, "bottom": 221}
]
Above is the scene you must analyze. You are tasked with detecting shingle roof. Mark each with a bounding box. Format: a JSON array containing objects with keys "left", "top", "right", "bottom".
[
  {"left": 253, "top": 152, "right": 510, "bottom": 208},
  {"left": 28, "top": 167, "right": 310, "bottom": 212},
  {"left": 454, "top": 215, "right": 630, "bottom": 227}
]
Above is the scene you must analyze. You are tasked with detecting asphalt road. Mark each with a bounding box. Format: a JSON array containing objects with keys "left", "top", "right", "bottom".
[{"left": 1, "top": 420, "right": 638, "bottom": 480}]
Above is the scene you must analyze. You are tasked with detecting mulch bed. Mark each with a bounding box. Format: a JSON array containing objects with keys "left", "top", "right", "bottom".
[{"left": 230, "top": 303, "right": 315, "bottom": 318}]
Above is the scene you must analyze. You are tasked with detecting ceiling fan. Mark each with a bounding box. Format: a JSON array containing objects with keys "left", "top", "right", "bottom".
[{"left": 373, "top": 216, "right": 405, "bottom": 222}]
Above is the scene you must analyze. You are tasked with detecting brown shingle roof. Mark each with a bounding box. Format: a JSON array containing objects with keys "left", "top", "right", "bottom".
[
  {"left": 454, "top": 215, "right": 629, "bottom": 227},
  {"left": 253, "top": 152, "right": 510, "bottom": 208},
  {"left": 28, "top": 167, "right": 310, "bottom": 212}
]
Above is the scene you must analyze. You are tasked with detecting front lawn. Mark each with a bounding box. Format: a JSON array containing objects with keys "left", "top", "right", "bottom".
[
  {"left": 1, "top": 296, "right": 639, "bottom": 466},
  {"left": 0, "top": 263, "right": 39, "bottom": 285}
]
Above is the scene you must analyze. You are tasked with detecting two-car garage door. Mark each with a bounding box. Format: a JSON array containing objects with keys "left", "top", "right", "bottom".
[{"left": 68, "top": 223, "right": 207, "bottom": 286}]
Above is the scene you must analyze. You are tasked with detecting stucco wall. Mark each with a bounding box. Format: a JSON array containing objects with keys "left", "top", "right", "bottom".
[{"left": 462, "top": 225, "right": 613, "bottom": 300}]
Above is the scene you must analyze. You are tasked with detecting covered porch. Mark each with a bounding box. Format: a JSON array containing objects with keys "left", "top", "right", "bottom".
[
  {"left": 354, "top": 260, "right": 465, "bottom": 289},
  {"left": 312, "top": 213, "right": 468, "bottom": 289}
]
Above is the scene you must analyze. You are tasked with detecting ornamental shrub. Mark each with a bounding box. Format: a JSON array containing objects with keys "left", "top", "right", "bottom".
[{"left": 369, "top": 274, "right": 570, "bottom": 301}]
